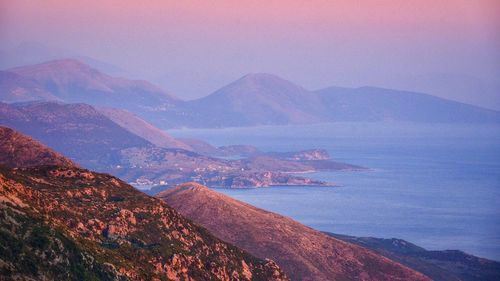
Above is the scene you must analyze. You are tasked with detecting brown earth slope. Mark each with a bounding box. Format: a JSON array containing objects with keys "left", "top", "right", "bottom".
[
  {"left": 158, "top": 183, "right": 430, "bottom": 281},
  {"left": 0, "top": 128, "right": 288, "bottom": 281},
  {"left": 98, "top": 107, "right": 193, "bottom": 150},
  {"left": 0, "top": 126, "right": 75, "bottom": 168}
]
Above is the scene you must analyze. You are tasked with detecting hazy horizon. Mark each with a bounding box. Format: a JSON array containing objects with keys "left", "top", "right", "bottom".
[{"left": 1, "top": 0, "right": 499, "bottom": 109}]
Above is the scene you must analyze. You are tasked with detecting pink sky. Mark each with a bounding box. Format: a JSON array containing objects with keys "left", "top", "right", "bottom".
[{"left": 1, "top": 0, "right": 499, "bottom": 108}]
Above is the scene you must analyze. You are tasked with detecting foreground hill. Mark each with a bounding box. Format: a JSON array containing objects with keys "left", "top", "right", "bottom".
[
  {"left": 0, "top": 128, "right": 288, "bottom": 280},
  {"left": 329, "top": 233, "right": 500, "bottom": 281},
  {"left": 0, "top": 126, "right": 75, "bottom": 168},
  {"left": 158, "top": 182, "right": 429, "bottom": 281}
]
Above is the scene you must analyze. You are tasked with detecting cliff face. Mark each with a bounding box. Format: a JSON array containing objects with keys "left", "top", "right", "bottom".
[
  {"left": 158, "top": 183, "right": 431, "bottom": 281},
  {"left": 0, "top": 129, "right": 288, "bottom": 281}
]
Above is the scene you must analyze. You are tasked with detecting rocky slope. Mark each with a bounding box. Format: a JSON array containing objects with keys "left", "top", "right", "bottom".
[
  {"left": 0, "top": 128, "right": 289, "bottom": 281},
  {"left": 328, "top": 233, "right": 500, "bottom": 281},
  {"left": 0, "top": 126, "right": 75, "bottom": 168},
  {"left": 158, "top": 183, "right": 430, "bottom": 281}
]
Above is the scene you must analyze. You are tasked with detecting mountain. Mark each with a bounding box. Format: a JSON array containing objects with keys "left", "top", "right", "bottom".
[
  {"left": 98, "top": 107, "right": 192, "bottom": 150},
  {"left": 3, "top": 59, "right": 178, "bottom": 114},
  {"left": 157, "top": 73, "right": 326, "bottom": 128},
  {"left": 0, "top": 101, "right": 150, "bottom": 170},
  {"left": 153, "top": 74, "right": 500, "bottom": 128},
  {"left": 0, "top": 71, "right": 60, "bottom": 103},
  {"left": 0, "top": 128, "right": 288, "bottom": 280},
  {"left": 3, "top": 60, "right": 499, "bottom": 128},
  {"left": 0, "top": 102, "right": 348, "bottom": 188},
  {"left": 158, "top": 183, "right": 430, "bottom": 281},
  {"left": 0, "top": 126, "right": 75, "bottom": 168},
  {"left": 315, "top": 86, "right": 500, "bottom": 123},
  {"left": 328, "top": 233, "right": 500, "bottom": 281}
]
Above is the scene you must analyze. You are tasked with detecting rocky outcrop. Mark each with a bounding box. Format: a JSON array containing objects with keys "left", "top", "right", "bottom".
[
  {"left": 0, "top": 129, "right": 289, "bottom": 280},
  {"left": 158, "top": 183, "right": 430, "bottom": 281},
  {"left": 0, "top": 166, "right": 288, "bottom": 280}
]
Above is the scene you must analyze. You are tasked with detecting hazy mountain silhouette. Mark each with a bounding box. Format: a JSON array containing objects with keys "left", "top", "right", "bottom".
[
  {"left": 1, "top": 59, "right": 499, "bottom": 128},
  {"left": 315, "top": 86, "right": 500, "bottom": 123},
  {"left": 5, "top": 59, "right": 178, "bottom": 114}
]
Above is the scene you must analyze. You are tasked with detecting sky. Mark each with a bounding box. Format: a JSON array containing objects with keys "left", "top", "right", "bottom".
[{"left": 1, "top": 0, "right": 499, "bottom": 108}]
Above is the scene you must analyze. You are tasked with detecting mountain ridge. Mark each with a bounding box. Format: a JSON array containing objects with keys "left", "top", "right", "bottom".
[
  {"left": 0, "top": 126, "right": 75, "bottom": 168},
  {"left": 0, "top": 127, "right": 289, "bottom": 280},
  {"left": 2, "top": 59, "right": 499, "bottom": 128},
  {"left": 158, "top": 182, "right": 430, "bottom": 281},
  {"left": 5, "top": 59, "right": 179, "bottom": 114}
]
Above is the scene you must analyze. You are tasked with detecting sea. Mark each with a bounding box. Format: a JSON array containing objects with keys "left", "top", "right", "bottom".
[{"left": 167, "top": 122, "right": 500, "bottom": 261}]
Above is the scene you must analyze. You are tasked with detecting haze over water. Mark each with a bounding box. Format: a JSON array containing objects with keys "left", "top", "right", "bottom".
[{"left": 169, "top": 122, "right": 500, "bottom": 260}]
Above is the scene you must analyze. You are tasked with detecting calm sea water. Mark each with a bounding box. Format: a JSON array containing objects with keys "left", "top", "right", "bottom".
[{"left": 168, "top": 123, "right": 500, "bottom": 260}]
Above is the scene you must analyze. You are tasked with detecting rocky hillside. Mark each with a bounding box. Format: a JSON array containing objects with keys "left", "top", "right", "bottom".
[
  {"left": 158, "top": 183, "right": 430, "bottom": 281},
  {"left": 0, "top": 129, "right": 288, "bottom": 281},
  {"left": 0, "top": 126, "right": 75, "bottom": 168}
]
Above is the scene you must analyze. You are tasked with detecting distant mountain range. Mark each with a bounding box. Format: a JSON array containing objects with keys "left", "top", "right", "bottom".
[
  {"left": 2, "top": 59, "right": 178, "bottom": 115},
  {"left": 1, "top": 59, "right": 499, "bottom": 128},
  {"left": 0, "top": 101, "right": 359, "bottom": 188}
]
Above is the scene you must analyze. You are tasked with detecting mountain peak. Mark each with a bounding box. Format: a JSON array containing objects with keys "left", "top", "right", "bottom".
[
  {"left": 240, "top": 72, "right": 286, "bottom": 81},
  {"left": 159, "top": 182, "right": 430, "bottom": 281},
  {"left": 236, "top": 73, "right": 302, "bottom": 88},
  {"left": 10, "top": 58, "right": 96, "bottom": 74}
]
